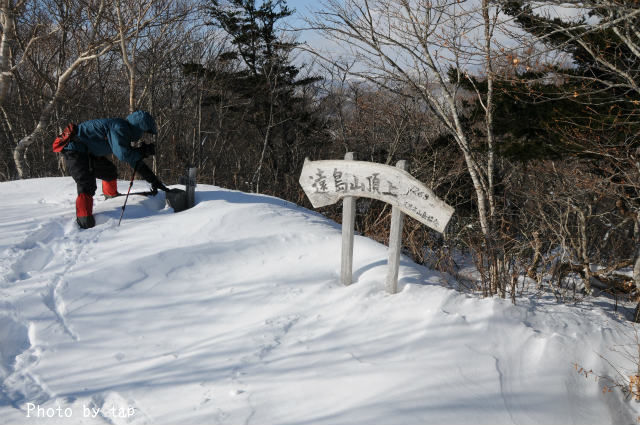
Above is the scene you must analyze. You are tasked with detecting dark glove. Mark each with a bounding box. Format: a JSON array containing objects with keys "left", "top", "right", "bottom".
[
  {"left": 136, "top": 161, "right": 168, "bottom": 194},
  {"left": 151, "top": 180, "right": 169, "bottom": 195},
  {"left": 136, "top": 143, "right": 156, "bottom": 158}
]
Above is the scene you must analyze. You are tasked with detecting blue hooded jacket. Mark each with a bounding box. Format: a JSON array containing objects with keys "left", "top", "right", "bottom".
[{"left": 64, "top": 111, "right": 157, "bottom": 167}]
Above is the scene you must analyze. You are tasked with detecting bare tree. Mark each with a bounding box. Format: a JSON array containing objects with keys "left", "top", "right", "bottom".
[
  {"left": 9, "top": 0, "right": 182, "bottom": 178},
  {"left": 0, "top": 0, "right": 18, "bottom": 103},
  {"left": 115, "top": 0, "right": 190, "bottom": 114},
  {"left": 499, "top": 1, "right": 640, "bottom": 303},
  {"left": 1, "top": 0, "right": 58, "bottom": 117},
  {"left": 308, "top": 0, "right": 510, "bottom": 293},
  {"left": 12, "top": 0, "right": 115, "bottom": 178}
]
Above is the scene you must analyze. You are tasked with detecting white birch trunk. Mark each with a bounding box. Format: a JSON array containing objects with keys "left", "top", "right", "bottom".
[
  {"left": 13, "top": 50, "right": 111, "bottom": 177},
  {"left": 634, "top": 212, "right": 640, "bottom": 322},
  {"left": 633, "top": 217, "right": 640, "bottom": 293},
  {"left": 0, "top": 0, "right": 16, "bottom": 103},
  {"left": 482, "top": 0, "right": 496, "bottom": 217}
]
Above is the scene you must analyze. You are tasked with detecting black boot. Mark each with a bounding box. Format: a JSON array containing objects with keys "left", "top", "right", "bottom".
[{"left": 77, "top": 215, "right": 96, "bottom": 229}]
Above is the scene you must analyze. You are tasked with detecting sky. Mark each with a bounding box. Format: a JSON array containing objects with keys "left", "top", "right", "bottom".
[
  {"left": 281, "top": 0, "right": 593, "bottom": 75},
  {"left": 286, "top": 0, "right": 330, "bottom": 47}
]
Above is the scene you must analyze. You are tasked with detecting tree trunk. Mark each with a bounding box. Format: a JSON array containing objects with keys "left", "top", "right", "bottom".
[
  {"left": 482, "top": 0, "right": 496, "bottom": 217},
  {"left": 633, "top": 216, "right": 640, "bottom": 291},
  {"left": 0, "top": 0, "right": 16, "bottom": 103},
  {"left": 116, "top": 1, "right": 137, "bottom": 114},
  {"left": 13, "top": 56, "right": 94, "bottom": 178},
  {"left": 633, "top": 214, "right": 640, "bottom": 323},
  {"left": 577, "top": 208, "right": 593, "bottom": 294},
  {"left": 13, "top": 103, "right": 55, "bottom": 178}
]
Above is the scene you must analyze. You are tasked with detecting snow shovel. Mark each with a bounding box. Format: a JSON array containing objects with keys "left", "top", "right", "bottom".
[
  {"left": 166, "top": 167, "right": 196, "bottom": 212},
  {"left": 165, "top": 188, "right": 189, "bottom": 212}
]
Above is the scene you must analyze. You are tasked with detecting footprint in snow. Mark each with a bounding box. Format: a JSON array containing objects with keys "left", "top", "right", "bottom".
[
  {"left": 90, "top": 391, "right": 150, "bottom": 425},
  {"left": 2, "top": 222, "right": 64, "bottom": 284},
  {"left": 0, "top": 317, "right": 51, "bottom": 408}
]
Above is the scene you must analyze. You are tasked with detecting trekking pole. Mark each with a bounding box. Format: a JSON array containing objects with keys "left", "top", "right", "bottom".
[{"left": 118, "top": 162, "right": 139, "bottom": 226}]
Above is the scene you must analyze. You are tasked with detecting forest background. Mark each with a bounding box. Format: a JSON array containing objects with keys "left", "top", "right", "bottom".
[{"left": 2, "top": 0, "right": 640, "bottom": 318}]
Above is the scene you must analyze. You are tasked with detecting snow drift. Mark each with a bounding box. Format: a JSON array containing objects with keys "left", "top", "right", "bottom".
[{"left": 0, "top": 177, "right": 637, "bottom": 424}]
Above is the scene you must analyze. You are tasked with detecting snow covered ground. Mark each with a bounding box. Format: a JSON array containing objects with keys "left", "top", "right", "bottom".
[{"left": 0, "top": 177, "right": 638, "bottom": 425}]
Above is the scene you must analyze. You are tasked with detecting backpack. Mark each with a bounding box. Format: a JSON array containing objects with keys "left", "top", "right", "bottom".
[{"left": 52, "top": 123, "right": 77, "bottom": 152}]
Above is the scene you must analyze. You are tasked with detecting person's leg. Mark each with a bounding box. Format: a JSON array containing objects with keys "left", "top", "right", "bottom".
[
  {"left": 93, "top": 156, "right": 119, "bottom": 198},
  {"left": 62, "top": 151, "right": 96, "bottom": 229}
]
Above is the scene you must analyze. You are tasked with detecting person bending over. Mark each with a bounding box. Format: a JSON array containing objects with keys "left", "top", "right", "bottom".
[{"left": 53, "top": 110, "right": 168, "bottom": 229}]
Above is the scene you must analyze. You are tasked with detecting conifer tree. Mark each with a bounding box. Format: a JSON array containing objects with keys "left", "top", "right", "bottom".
[
  {"left": 203, "top": 0, "right": 321, "bottom": 192},
  {"left": 496, "top": 1, "right": 640, "bottom": 158},
  {"left": 496, "top": 1, "right": 640, "bottom": 300}
]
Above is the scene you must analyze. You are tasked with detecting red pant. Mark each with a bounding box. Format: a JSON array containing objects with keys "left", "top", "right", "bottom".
[{"left": 62, "top": 151, "right": 118, "bottom": 228}]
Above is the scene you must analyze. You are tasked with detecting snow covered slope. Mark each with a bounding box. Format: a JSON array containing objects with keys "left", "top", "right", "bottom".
[{"left": 0, "top": 177, "right": 637, "bottom": 424}]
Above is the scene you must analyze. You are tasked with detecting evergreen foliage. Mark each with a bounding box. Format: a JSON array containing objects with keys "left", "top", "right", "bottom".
[
  {"left": 460, "top": 2, "right": 640, "bottom": 162},
  {"left": 203, "top": 0, "right": 320, "bottom": 107},
  {"left": 182, "top": 0, "right": 324, "bottom": 192}
]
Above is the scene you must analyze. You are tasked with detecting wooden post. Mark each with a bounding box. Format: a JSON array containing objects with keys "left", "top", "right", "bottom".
[
  {"left": 341, "top": 152, "right": 357, "bottom": 286},
  {"left": 187, "top": 167, "right": 197, "bottom": 208},
  {"left": 385, "top": 160, "right": 407, "bottom": 294}
]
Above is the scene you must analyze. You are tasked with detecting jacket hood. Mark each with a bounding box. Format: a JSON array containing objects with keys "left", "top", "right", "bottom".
[{"left": 126, "top": 111, "right": 157, "bottom": 141}]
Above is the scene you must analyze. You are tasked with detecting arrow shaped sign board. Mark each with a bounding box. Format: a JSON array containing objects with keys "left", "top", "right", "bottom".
[{"left": 299, "top": 158, "right": 454, "bottom": 233}]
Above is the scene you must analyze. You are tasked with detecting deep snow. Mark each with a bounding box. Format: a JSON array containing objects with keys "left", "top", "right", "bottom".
[{"left": 0, "top": 177, "right": 638, "bottom": 424}]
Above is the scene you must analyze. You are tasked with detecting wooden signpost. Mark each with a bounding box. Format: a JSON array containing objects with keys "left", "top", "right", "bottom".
[
  {"left": 186, "top": 167, "right": 197, "bottom": 209},
  {"left": 178, "top": 167, "right": 197, "bottom": 209},
  {"left": 299, "top": 153, "right": 454, "bottom": 294}
]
